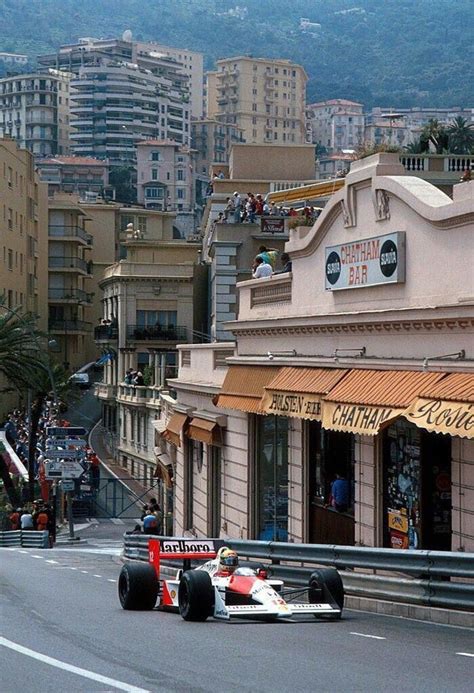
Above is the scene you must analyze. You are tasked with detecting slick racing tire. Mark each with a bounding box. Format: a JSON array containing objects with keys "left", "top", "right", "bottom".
[
  {"left": 309, "top": 568, "right": 344, "bottom": 618},
  {"left": 118, "top": 563, "right": 158, "bottom": 610},
  {"left": 178, "top": 570, "right": 214, "bottom": 621}
]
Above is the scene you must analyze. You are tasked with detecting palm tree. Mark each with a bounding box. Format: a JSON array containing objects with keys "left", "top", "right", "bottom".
[
  {"left": 447, "top": 116, "right": 474, "bottom": 154},
  {"left": 0, "top": 303, "right": 48, "bottom": 392},
  {"left": 420, "top": 119, "right": 450, "bottom": 154},
  {"left": 405, "top": 137, "right": 429, "bottom": 154}
]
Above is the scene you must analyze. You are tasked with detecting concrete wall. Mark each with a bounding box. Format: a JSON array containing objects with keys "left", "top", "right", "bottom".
[{"left": 229, "top": 144, "right": 316, "bottom": 181}]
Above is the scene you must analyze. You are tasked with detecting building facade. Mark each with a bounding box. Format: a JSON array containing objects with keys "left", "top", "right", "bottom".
[
  {"left": 307, "top": 99, "right": 364, "bottom": 152},
  {"left": 94, "top": 215, "right": 206, "bottom": 514},
  {"left": 164, "top": 153, "right": 474, "bottom": 552},
  {"left": 39, "top": 37, "right": 190, "bottom": 165},
  {"left": 36, "top": 155, "right": 109, "bottom": 196},
  {"left": 0, "top": 70, "right": 72, "bottom": 156},
  {"left": 207, "top": 57, "right": 307, "bottom": 146}
]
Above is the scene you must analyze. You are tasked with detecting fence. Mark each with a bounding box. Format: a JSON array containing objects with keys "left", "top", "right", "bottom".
[
  {"left": 0, "top": 530, "right": 50, "bottom": 548},
  {"left": 123, "top": 535, "right": 474, "bottom": 612}
]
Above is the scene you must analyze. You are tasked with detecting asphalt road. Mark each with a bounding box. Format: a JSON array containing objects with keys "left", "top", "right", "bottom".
[{"left": 1, "top": 525, "right": 473, "bottom": 693}]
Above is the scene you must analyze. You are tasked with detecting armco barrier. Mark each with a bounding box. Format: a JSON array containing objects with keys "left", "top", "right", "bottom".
[
  {"left": 123, "top": 535, "right": 474, "bottom": 611},
  {"left": 0, "top": 530, "right": 50, "bottom": 548}
]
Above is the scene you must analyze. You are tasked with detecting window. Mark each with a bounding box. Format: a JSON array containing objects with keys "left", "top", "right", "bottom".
[
  {"left": 7, "top": 248, "right": 13, "bottom": 270},
  {"left": 177, "top": 169, "right": 185, "bottom": 181},
  {"left": 145, "top": 187, "right": 163, "bottom": 199},
  {"left": 254, "top": 415, "right": 288, "bottom": 541},
  {"left": 151, "top": 151, "right": 160, "bottom": 161},
  {"left": 208, "top": 446, "right": 222, "bottom": 536},
  {"left": 252, "top": 103, "right": 257, "bottom": 112},
  {"left": 151, "top": 169, "right": 158, "bottom": 180},
  {"left": 137, "top": 216, "right": 147, "bottom": 234},
  {"left": 177, "top": 188, "right": 185, "bottom": 199}
]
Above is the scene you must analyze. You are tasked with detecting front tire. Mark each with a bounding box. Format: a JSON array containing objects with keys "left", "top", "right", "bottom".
[
  {"left": 178, "top": 570, "right": 214, "bottom": 621},
  {"left": 309, "top": 567, "right": 344, "bottom": 618},
  {"left": 118, "top": 563, "right": 158, "bottom": 610}
]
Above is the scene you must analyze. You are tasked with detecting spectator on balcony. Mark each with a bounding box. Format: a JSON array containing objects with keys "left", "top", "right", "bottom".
[
  {"left": 134, "top": 371, "right": 145, "bottom": 386},
  {"left": 124, "top": 368, "right": 135, "bottom": 385},
  {"left": 257, "top": 245, "right": 279, "bottom": 269},
  {"left": 288, "top": 207, "right": 298, "bottom": 217},
  {"left": 255, "top": 194, "right": 264, "bottom": 216},
  {"left": 269, "top": 202, "right": 279, "bottom": 216},
  {"left": 276, "top": 252, "right": 292, "bottom": 274},
  {"left": 233, "top": 191, "right": 241, "bottom": 223},
  {"left": 216, "top": 211, "right": 225, "bottom": 224},
  {"left": 252, "top": 256, "right": 273, "bottom": 279},
  {"left": 244, "top": 193, "right": 257, "bottom": 223},
  {"left": 223, "top": 197, "right": 234, "bottom": 222},
  {"left": 262, "top": 200, "right": 270, "bottom": 215}
]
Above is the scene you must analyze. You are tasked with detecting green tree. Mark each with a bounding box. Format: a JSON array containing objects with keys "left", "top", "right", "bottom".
[
  {"left": 405, "top": 137, "right": 429, "bottom": 154},
  {"left": 421, "top": 119, "right": 449, "bottom": 154},
  {"left": 109, "top": 166, "right": 137, "bottom": 204},
  {"left": 447, "top": 116, "right": 474, "bottom": 154},
  {"left": 0, "top": 303, "right": 48, "bottom": 391}
]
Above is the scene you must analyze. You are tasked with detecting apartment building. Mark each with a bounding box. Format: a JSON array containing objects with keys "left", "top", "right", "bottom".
[
  {"left": 38, "top": 38, "right": 191, "bottom": 165},
  {"left": 0, "top": 70, "right": 72, "bottom": 156},
  {"left": 307, "top": 99, "right": 365, "bottom": 152},
  {"left": 94, "top": 213, "right": 206, "bottom": 503},
  {"left": 36, "top": 155, "right": 109, "bottom": 196},
  {"left": 0, "top": 53, "right": 28, "bottom": 67},
  {"left": 369, "top": 106, "right": 474, "bottom": 130},
  {"left": 136, "top": 140, "right": 192, "bottom": 211},
  {"left": 207, "top": 57, "right": 307, "bottom": 145},
  {"left": 0, "top": 138, "right": 48, "bottom": 418},
  {"left": 364, "top": 113, "right": 413, "bottom": 148},
  {"left": 135, "top": 41, "right": 204, "bottom": 119},
  {"left": 192, "top": 117, "right": 244, "bottom": 171}
]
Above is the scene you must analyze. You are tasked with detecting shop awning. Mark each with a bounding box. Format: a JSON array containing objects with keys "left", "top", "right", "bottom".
[
  {"left": 261, "top": 367, "right": 348, "bottom": 420},
  {"left": 154, "top": 452, "right": 173, "bottom": 487},
  {"left": 216, "top": 366, "right": 280, "bottom": 413},
  {"left": 187, "top": 417, "right": 223, "bottom": 445},
  {"left": 405, "top": 373, "right": 474, "bottom": 439},
  {"left": 152, "top": 419, "right": 167, "bottom": 433},
  {"left": 162, "top": 412, "right": 188, "bottom": 447},
  {"left": 321, "top": 369, "right": 445, "bottom": 436}
]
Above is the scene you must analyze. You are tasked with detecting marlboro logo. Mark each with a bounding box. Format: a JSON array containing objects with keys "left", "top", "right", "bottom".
[{"left": 161, "top": 539, "right": 216, "bottom": 554}]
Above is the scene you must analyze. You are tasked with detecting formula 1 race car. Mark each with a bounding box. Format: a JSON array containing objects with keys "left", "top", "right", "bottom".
[{"left": 118, "top": 538, "right": 344, "bottom": 622}]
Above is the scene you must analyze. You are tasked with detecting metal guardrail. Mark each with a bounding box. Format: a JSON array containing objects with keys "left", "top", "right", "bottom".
[
  {"left": 0, "top": 530, "right": 50, "bottom": 548},
  {"left": 123, "top": 535, "right": 474, "bottom": 611}
]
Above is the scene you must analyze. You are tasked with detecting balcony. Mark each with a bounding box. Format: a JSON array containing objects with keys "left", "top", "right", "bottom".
[
  {"left": 48, "top": 319, "right": 92, "bottom": 333},
  {"left": 48, "top": 288, "right": 92, "bottom": 303},
  {"left": 399, "top": 154, "right": 474, "bottom": 184},
  {"left": 48, "top": 256, "right": 92, "bottom": 274},
  {"left": 117, "top": 383, "right": 162, "bottom": 406},
  {"left": 94, "top": 382, "right": 117, "bottom": 401},
  {"left": 238, "top": 273, "right": 293, "bottom": 321},
  {"left": 126, "top": 325, "right": 187, "bottom": 342},
  {"left": 94, "top": 325, "right": 119, "bottom": 342},
  {"left": 48, "top": 225, "right": 93, "bottom": 245}
]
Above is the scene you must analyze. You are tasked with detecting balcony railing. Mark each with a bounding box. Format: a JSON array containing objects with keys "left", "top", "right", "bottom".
[
  {"left": 48, "top": 288, "right": 92, "bottom": 303},
  {"left": 126, "top": 325, "right": 187, "bottom": 342},
  {"left": 48, "top": 256, "right": 91, "bottom": 273},
  {"left": 48, "top": 319, "right": 92, "bottom": 333},
  {"left": 94, "top": 325, "right": 119, "bottom": 341},
  {"left": 48, "top": 225, "right": 93, "bottom": 244}
]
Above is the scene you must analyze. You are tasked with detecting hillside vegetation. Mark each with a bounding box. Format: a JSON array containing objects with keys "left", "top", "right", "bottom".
[{"left": 0, "top": 0, "right": 472, "bottom": 107}]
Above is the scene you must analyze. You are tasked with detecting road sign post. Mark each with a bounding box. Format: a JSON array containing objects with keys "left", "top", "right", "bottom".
[{"left": 67, "top": 490, "right": 74, "bottom": 541}]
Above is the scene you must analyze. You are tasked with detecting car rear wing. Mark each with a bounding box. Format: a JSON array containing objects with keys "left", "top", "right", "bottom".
[{"left": 148, "top": 538, "right": 224, "bottom": 578}]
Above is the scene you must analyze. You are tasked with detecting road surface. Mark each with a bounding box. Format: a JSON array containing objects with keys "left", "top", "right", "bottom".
[{"left": 1, "top": 522, "right": 472, "bottom": 693}]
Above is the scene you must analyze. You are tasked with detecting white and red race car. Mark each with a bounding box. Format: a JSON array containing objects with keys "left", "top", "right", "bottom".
[{"left": 118, "top": 538, "right": 344, "bottom": 621}]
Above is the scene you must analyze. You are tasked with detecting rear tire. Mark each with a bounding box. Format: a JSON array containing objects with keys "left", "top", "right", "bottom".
[
  {"left": 118, "top": 563, "right": 158, "bottom": 610},
  {"left": 309, "top": 568, "right": 344, "bottom": 618},
  {"left": 178, "top": 570, "right": 214, "bottom": 621}
]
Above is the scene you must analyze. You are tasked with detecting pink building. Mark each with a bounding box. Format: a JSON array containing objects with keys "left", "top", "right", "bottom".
[
  {"left": 162, "top": 153, "right": 473, "bottom": 552},
  {"left": 136, "top": 140, "right": 193, "bottom": 213}
]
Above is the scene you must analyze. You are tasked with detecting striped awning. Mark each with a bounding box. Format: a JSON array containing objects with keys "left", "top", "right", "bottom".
[
  {"left": 216, "top": 366, "right": 280, "bottom": 413},
  {"left": 261, "top": 367, "right": 348, "bottom": 420},
  {"left": 162, "top": 412, "right": 188, "bottom": 447},
  {"left": 405, "top": 373, "right": 474, "bottom": 438},
  {"left": 321, "top": 369, "right": 445, "bottom": 435}
]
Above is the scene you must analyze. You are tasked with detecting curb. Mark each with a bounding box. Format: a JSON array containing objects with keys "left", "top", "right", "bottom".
[{"left": 345, "top": 595, "right": 474, "bottom": 628}]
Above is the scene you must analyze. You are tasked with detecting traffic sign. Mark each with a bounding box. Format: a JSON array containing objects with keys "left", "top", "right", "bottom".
[
  {"left": 46, "top": 438, "right": 87, "bottom": 448},
  {"left": 45, "top": 459, "right": 85, "bottom": 479},
  {"left": 46, "top": 426, "right": 87, "bottom": 437},
  {"left": 61, "top": 480, "right": 75, "bottom": 492},
  {"left": 45, "top": 449, "right": 86, "bottom": 459}
]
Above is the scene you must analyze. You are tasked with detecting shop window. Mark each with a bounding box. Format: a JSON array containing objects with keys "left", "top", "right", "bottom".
[
  {"left": 383, "top": 420, "right": 451, "bottom": 551},
  {"left": 254, "top": 415, "right": 288, "bottom": 541},
  {"left": 307, "top": 421, "right": 355, "bottom": 545},
  {"left": 208, "top": 446, "right": 222, "bottom": 537}
]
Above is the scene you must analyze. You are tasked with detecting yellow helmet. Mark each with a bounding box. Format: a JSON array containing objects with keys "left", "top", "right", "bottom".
[{"left": 219, "top": 547, "right": 239, "bottom": 569}]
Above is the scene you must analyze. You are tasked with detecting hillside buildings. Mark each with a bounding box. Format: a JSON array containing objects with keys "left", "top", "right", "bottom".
[
  {"left": 38, "top": 37, "right": 191, "bottom": 165},
  {"left": 207, "top": 57, "right": 307, "bottom": 147},
  {"left": 307, "top": 99, "right": 365, "bottom": 151},
  {"left": 0, "top": 52, "right": 28, "bottom": 68},
  {"left": 0, "top": 69, "right": 73, "bottom": 156},
  {"left": 36, "top": 155, "right": 109, "bottom": 196}
]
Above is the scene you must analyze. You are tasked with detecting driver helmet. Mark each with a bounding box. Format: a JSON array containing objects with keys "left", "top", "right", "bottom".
[{"left": 218, "top": 547, "right": 239, "bottom": 572}]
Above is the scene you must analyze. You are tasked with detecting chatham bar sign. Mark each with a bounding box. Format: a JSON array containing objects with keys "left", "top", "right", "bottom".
[{"left": 325, "top": 231, "right": 405, "bottom": 290}]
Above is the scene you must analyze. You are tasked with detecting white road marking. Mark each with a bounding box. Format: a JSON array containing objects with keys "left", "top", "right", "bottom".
[
  {"left": 0, "top": 636, "right": 149, "bottom": 693},
  {"left": 45, "top": 560, "right": 59, "bottom": 564},
  {"left": 108, "top": 579, "right": 117, "bottom": 583},
  {"left": 110, "top": 518, "right": 125, "bottom": 525},
  {"left": 81, "top": 570, "right": 88, "bottom": 574},
  {"left": 93, "top": 574, "right": 102, "bottom": 578},
  {"left": 31, "top": 555, "right": 43, "bottom": 559},
  {"left": 456, "top": 652, "right": 474, "bottom": 658},
  {"left": 19, "top": 550, "right": 28, "bottom": 554},
  {"left": 68, "top": 567, "right": 77, "bottom": 570},
  {"left": 350, "top": 632, "right": 386, "bottom": 640}
]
